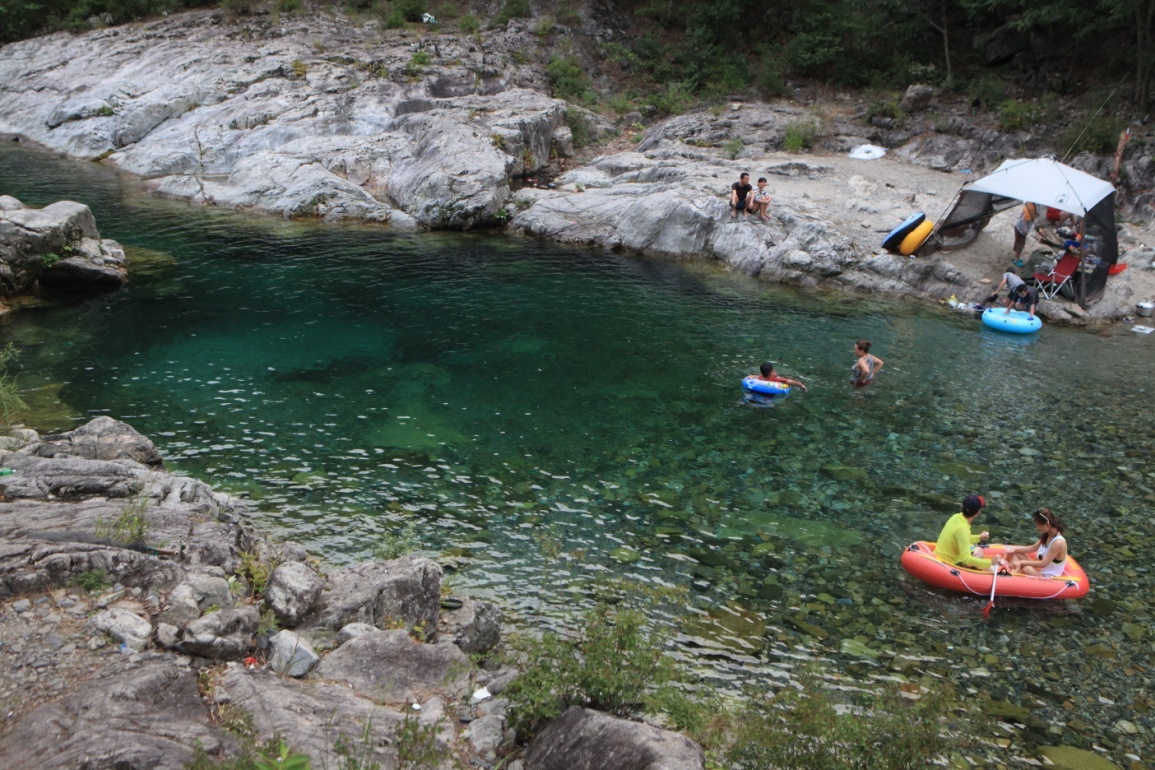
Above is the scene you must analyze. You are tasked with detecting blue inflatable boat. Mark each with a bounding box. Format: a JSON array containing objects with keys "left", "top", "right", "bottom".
[
  {"left": 981, "top": 307, "right": 1042, "bottom": 334},
  {"left": 741, "top": 376, "right": 791, "bottom": 400}
]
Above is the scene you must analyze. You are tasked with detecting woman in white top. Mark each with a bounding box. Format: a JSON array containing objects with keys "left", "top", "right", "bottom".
[{"left": 1004, "top": 508, "right": 1068, "bottom": 577}]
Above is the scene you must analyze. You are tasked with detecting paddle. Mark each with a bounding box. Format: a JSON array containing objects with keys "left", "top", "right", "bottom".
[{"left": 983, "top": 561, "right": 1000, "bottom": 619}]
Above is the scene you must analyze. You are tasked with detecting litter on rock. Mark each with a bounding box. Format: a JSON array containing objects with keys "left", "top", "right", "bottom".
[
  {"left": 1131, "top": 325, "right": 1154, "bottom": 334},
  {"left": 848, "top": 144, "right": 886, "bottom": 160}
]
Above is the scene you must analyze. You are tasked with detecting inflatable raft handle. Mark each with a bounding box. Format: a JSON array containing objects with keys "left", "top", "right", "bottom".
[{"left": 907, "top": 543, "right": 919, "bottom": 551}]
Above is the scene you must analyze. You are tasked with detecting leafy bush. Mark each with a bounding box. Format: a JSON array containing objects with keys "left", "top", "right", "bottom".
[
  {"left": 723, "top": 676, "right": 950, "bottom": 770},
  {"left": 555, "top": 2, "right": 579, "bottom": 26},
  {"left": 566, "top": 110, "right": 591, "bottom": 148},
  {"left": 493, "top": 0, "right": 529, "bottom": 27},
  {"left": 276, "top": 0, "right": 301, "bottom": 11},
  {"left": 723, "top": 137, "right": 744, "bottom": 160},
  {"left": 754, "top": 57, "right": 788, "bottom": 98},
  {"left": 218, "top": 0, "right": 255, "bottom": 14},
  {"left": 95, "top": 484, "right": 152, "bottom": 546},
  {"left": 393, "top": 715, "right": 443, "bottom": 769},
  {"left": 968, "top": 75, "right": 1010, "bottom": 109},
  {"left": 290, "top": 59, "right": 307, "bottom": 79},
  {"left": 0, "top": 343, "right": 26, "bottom": 427},
  {"left": 411, "top": 50, "right": 431, "bottom": 66},
  {"left": 645, "top": 80, "right": 695, "bottom": 116},
  {"left": 783, "top": 119, "right": 820, "bottom": 152},
  {"left": 505, "top": 603, "right": 690, "bottom": 741},
  {"left": 72, "top": 569, "right": 110, "bottom": 593},
  {"left": 456, "top": 13, "right": 479, "bottom": 33},
  {"left": 372, "top": 521, "right": 421, "bottom": 561},
  {"left": 547, "top": 55, "right": 594, "bottom": 104},
  {"left": 395, "top": 0, "right": 424, "bottom": 23},
  {"left": 186, "top": 735, "right": 311, "bottom": 770},
  {"left": 1061, "top": 114, "right": 1127, "bottom": 155},
  {"left": 997, "top": 99, "right": 1046, "bottom": 132}
]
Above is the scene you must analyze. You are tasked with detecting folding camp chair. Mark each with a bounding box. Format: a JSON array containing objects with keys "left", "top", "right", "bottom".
[{"left": 1032, "top": 251, "right": 1080, "bottom": 300}]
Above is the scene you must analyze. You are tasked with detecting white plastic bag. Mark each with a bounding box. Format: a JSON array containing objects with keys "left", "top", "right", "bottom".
[{"left": 848, "top": 144, "right": 886, "bottom": 160}]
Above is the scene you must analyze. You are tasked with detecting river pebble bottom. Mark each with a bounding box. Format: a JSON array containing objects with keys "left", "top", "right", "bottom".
[{"left": 2, "top": 143, "right": 1153, "bottom": 765}]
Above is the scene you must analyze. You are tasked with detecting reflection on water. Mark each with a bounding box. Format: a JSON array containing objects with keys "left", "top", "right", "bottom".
[{"left": 2, "top": 142, "right": 1154, "bottom": 759}]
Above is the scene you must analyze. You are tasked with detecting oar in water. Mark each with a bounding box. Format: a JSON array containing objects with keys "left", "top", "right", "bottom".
[{"left": 983, "top": 562, "right": 1000, "bottom": 619}]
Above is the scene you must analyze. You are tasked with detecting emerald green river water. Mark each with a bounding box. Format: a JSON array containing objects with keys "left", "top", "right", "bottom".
[{"left": 2, "top": 142, "right": 1152, "bottom": 762}]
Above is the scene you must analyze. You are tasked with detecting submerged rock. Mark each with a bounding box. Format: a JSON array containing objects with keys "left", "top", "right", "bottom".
[{"left": 1037, "top": 745, "right": 1120, "bottom": 770}]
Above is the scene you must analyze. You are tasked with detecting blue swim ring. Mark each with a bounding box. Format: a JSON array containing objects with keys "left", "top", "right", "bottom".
[
  {"left": 981, "top": 307, "right": 1042, "bottom": 334},
  {"left": 741, "top": 376, "right": 792, "bottom": 399}
]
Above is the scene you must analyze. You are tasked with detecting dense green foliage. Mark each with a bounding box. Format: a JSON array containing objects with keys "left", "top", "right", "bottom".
[
  {"left": 0, "top": 343, "right": 27, "bottom": 428},
  {"left": 504, "top": 603, "right": 690, "bottom": 740},
  {"left": 0, "top": 0, "right": 210, "bottom": 43},
  {"left": 601, "top": 0, "right": 1155, "bottom": 106},
  {"left": 721, "top": 678, "right": 951, "bottom": 770}
]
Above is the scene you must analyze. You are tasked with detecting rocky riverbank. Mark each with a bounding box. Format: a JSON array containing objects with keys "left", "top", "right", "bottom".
[
  {"left": 0, "top": 417, "right": 706, "bottom": 770},
  {"left": 3, "top": 9, "right": 1155, "bottom": 322},
  {"left": 0, "top": 195, "right": 127, "bottom": 306}
]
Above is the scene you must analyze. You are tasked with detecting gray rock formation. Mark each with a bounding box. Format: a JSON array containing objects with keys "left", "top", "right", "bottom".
[
  {"left": 86, "top": 605, "right": 153, "bottom": 650},
  {"left": 511, "top": 151, "right": 968, "bottom": 298},
  {"left": 442, "top": 597, "right": 502, "bottom": 655},
  {"left": 178, "top": 605, "right": 259, "bottom": 659},
  {"left": 0, "top": 12, "right": 594, "bottom": 228},
  {"left": 218, "top": 667, "right": 411, "bottom": 767},
  {"left": 21, "top": 415, "right": 163, "bottom": 466},
  {"left": 305, "top": 556, "right": 442, "bottom": 638},
  {"left": 268, "top": 629, "right": 320, "bottom": 677},
  {"left": 314, "top": 628, "right": 470, "bottom": 702},
  {"left": 0, "top": 657, "right": 227, "bottom": 770},
  {"left": 264, "top": 560, "right": 324, "bottom": 627},
  {"left": 899, "top": 84, "right": 936, "bottom": 113},
  {"left": 0, "top": 416, "right": 512, "bottom": 769},
  {"left": 525, "top": 707, "right": 706, "bottom": 770},
  {"left": 0, "top": 197, "right": 127, "bottom": 298}
]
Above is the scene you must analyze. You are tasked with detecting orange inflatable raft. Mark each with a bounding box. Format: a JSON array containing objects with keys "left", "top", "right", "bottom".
[{"left": 901, "top": 542, "right": 1090, "bottom": 600}]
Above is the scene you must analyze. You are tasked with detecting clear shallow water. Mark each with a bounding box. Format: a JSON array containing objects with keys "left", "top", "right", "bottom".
[{"left": 3, "top": 143, "right": 1154, "bottom": 759}]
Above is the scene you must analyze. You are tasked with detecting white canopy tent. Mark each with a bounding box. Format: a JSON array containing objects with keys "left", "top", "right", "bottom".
[
  {"left": 966, "top": 158, "right": 1115, "bottom": 218},
  {"left": 923, "top": 157, "right": 1119, "bottom": 306}
]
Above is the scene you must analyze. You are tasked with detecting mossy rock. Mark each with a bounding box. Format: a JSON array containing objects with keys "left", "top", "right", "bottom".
[
  {"left": 785, "top": 615, "right": 830, "bottom": 640},
  {"left": 609, "top": 547, "right": 640, "bottom": 564},
  {"left": 820, "top": 465, "right": 868, "bottom": 482},
  {"left": 915, "top": 491, "right": 960, "bottom": 513},
  {"left": 742, "top": 511, "right": 864, "bottom": 549},
  {"left": 982, "top": 700, "right": 1031, "bottom": 723},
  {"left": 933, "top": 461, "right": 989, "bottom": 480},
  {"left": 1037, "top": 746, "right": 1119, "bottom": 770}
]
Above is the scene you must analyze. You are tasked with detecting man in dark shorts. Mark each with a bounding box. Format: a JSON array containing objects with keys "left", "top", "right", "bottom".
[
  {"left": 1005, "top": 282, "right": 1039, "bottom": 318},
  {"left": 730, "top": 172, "right": 753, "bottom": 220}
]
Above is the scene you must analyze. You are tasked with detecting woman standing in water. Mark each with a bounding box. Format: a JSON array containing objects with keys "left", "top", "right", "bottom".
[{"left": 850, "top": 340, "right": 883, "bottom": 388}]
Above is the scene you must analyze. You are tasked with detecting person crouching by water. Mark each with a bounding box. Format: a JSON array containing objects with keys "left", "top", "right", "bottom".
[
  {"left": 850, "top": 340, "right": 883, "bottom": 388},
  {"left": 1005, "top": 282, "right": 1039, "bottom": 319},
  {"left": 756, "top": 361, "right": 808, "bottom": 392},
  {"left": 935, "top": 494, "right": 1006, "bottom": 570},
  {"left": 1003, "top": 508, "right": 1068, "bottom": 577}
]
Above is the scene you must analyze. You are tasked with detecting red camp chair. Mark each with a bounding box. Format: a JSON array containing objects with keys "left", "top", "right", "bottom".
[{"left": 1032, "top": 252, "right": 1080, "bottom": 300}]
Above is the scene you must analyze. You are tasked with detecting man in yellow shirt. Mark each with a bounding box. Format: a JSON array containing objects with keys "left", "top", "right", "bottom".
[{"left": 935, "top": 494, "right": 1003, "bottom": 569}]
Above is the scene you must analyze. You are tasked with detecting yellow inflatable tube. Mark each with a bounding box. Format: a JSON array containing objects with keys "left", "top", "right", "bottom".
[{"left": 899, "top": 220, "right": 934, "bottom": 256}]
